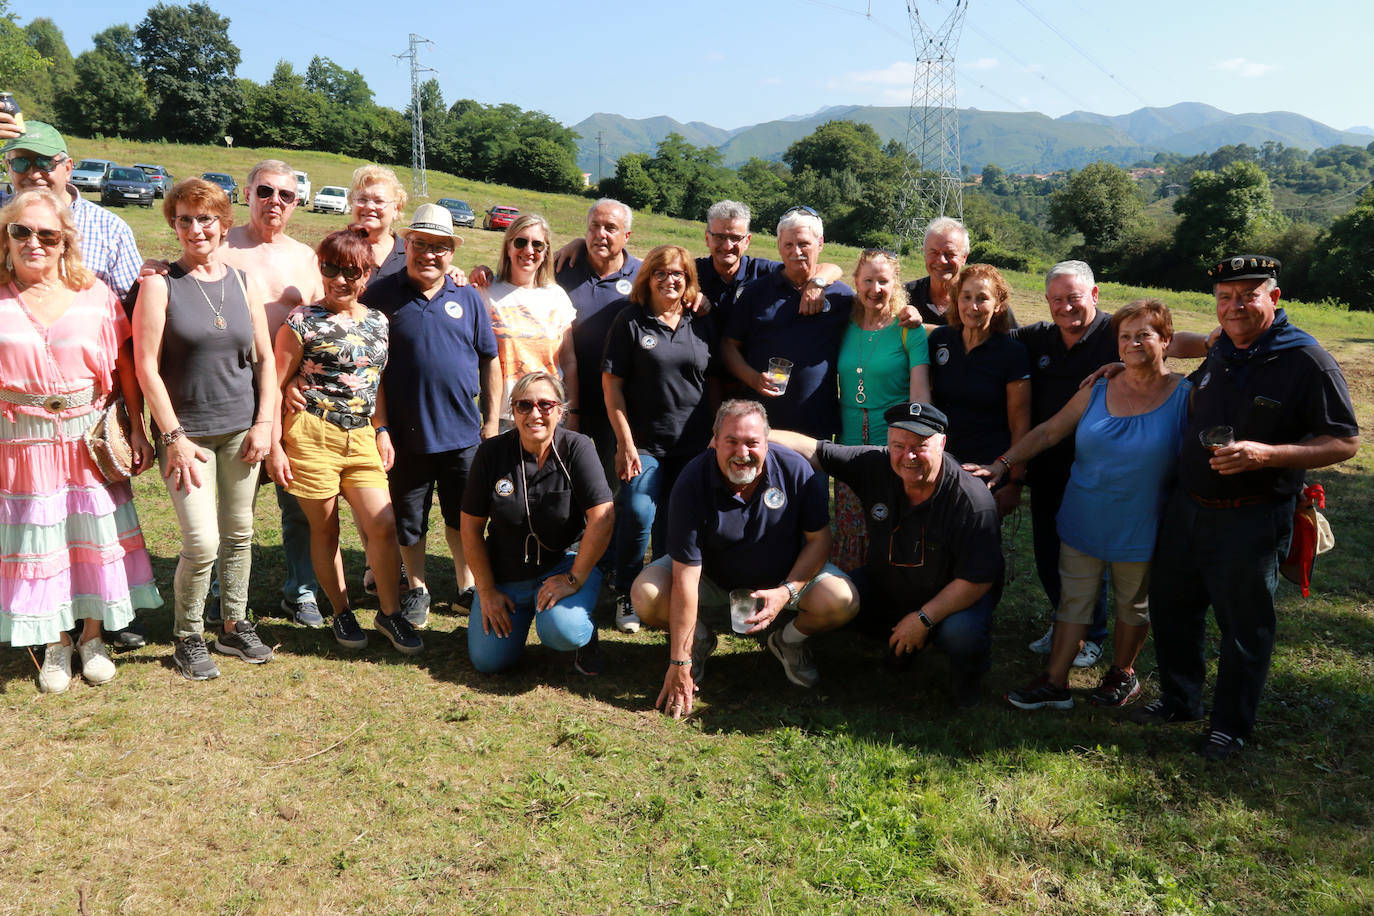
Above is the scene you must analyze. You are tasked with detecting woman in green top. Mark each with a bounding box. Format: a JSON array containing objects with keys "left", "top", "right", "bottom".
[{"left": 832, "top": 248, "right": 931, "bottom": 569}]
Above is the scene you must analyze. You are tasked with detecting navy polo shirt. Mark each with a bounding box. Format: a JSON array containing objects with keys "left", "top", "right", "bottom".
[
  {"left": 1010, "top": 310, "right": 1117, "bottom": 487},
  {"left": 666, "top": 442, "right": 829, "bottom": 592},
  {"left": 723, "top": 272, "right": 854, "bottom": 439},
  {"left": 695, "top": 254, "right": 781, "bottom": 335},
  {"left": 601, "top": 304, "right": 716, "bottom": 458},
  {"left": 462, "top": 426, "right": 612, "bottom": 582},
  {"left": 928, "top": 326, "right": 1030, "bottom": 465},
  {"left": 815, "top": 443, "right": 1002, "bottom": 614},
  {"left": 372, "top": 234, "right": 407, "bottom": 282},
  {"left": 556, "top": 253, "right": 642, "bottom": 438},
  {"left": 362, "top": 271, "right": 497, "bottom": 455}
]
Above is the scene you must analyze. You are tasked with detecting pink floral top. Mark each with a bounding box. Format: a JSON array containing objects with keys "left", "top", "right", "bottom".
[{"left": 285, "top": 303, "right": 389, "bottom": 425}]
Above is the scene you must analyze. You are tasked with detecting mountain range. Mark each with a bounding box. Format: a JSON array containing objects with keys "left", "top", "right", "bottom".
[{"left": 572, "top": 103, "right": 1374, "bottom": 177}]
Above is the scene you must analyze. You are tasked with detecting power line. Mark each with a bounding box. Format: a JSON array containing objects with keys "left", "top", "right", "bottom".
[{"left": 1009, "top": 0, "right": 1155, "bottom": 110}]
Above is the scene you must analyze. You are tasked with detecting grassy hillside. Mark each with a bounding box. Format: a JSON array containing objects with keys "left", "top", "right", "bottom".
[{"left": 9, "top": 136, "right": 1373, "bottom": 914}]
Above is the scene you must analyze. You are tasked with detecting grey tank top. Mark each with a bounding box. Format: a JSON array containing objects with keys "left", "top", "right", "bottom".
[{"left": 159, "top": 265, "right": 257, "bottom": 437}]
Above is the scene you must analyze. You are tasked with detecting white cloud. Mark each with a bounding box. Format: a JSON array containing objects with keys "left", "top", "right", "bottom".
[{"left": 1211, "top": 57, "right": 1278, "bottom": 78}]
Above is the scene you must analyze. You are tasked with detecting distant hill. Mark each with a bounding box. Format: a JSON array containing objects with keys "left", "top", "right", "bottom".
[{"left": 572, "top": 102, "right": 1374, "bottom": 175}]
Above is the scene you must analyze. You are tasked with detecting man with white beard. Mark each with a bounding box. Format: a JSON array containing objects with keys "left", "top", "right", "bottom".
[{"left": 630, "top": 400, "right": 859, "bottom": 718}]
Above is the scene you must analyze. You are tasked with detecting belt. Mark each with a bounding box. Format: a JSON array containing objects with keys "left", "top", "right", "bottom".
[
  {"left": 305, "top": 404, "right": 372, "bottom": 431},
  {"left": 1188, "top": 492, "right": 1273, "bottom": 510},
  {"left": 0, "top": 385, "right": 96, "bottom": 413}
]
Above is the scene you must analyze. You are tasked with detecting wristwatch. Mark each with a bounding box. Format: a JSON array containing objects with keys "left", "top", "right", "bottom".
[
  {"left": 807, "top": 277, "right": 829, "bottom": 290},
  {"left": 566, "top": 572, "right": 579, "bottom": 589},
  {"left": 782, "top": 581, "right": 800, "bottom": 608}
]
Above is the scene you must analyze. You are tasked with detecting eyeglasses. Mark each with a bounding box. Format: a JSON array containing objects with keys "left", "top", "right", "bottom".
[
  {"left": 254, "top": 185, "right": 297, "bottom": 204},
  {"left": 321, "top": 262, "right": 364, "bottom": 281},
  {"left": 6, "top": 223, "right": 64, "bottom": 247},
  {"left": 512, "top": 398, "right": 561, "bottom": 415},
  {"left": 783, "top": 205, "right": 820, "bottom": 218},
  {"left": 707, "top": 231, "right": 747, "bottom": 244},
  {"left": 652, "top": 269, "right": 686, "bottom": 282},
  {"left": 409, "top": 238, "right": 454, "bottom": 256},
  {"left": 511, "top": 237, "right": 547, "bottom": 253},
  {"left": 6, "top": 154, "right": 66, "bottom": 174},
  {"left": 353, "top": 196, "right": 392, "bottom": 208},
  {"left": 174, "top": 214, "right": 219, "bottom": 230}
]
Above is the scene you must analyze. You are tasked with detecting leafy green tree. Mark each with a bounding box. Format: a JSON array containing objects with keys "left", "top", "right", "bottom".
[
  {"left": 268, "top": 60, "right": 305, "bottom": 93},
  {"left": 737, "top": 157, "right": 790, "bottom": 229},
  {"left": 232, "top": 77, "right": 323, "bottom": 150},
  {"left": 602, "top": 153, "right": 656, "bottom": 211},
  {"left": 136, "top": 2, "right": 241, "bottom": 142},
  {"left": 59, "top": 25, "right": 152, "bottom": 138},
  {"left": 1310, "top": 188, "right": 1374, "bottom": 310},
  {"left": 0, "top": 1, "right": 46, "bottom": 87},
  {"left": 305, "top": 56, "right": 373, "bottom": 108},
  {"left": 13, "top": 18, "right": 73, "bottom": 121},
  {"left": 1048, "top": 161, "right": 1143, "bottom": 247},
  {"left": 784, "top": 120, "right": 885, "bottom": 178},
  {"left": 981, "top": 163, "right": 1010, "bottom": 195},
  {"left": 503, "top": 136, "right": 584, "bottom": 193},
  {"left": 1173, "top": 161, "right": 1286, "bottom": 266}
]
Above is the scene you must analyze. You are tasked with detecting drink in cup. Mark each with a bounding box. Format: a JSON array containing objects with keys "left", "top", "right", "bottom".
[
  {"left": 766, "top": 357, "right": 793, "bottom": 395},
  {"left": 1199, "top": 425, "right": 1234, "bottom": 454},
  {"left": 728, "top": 589, "right": 759, "bottom": 634}
]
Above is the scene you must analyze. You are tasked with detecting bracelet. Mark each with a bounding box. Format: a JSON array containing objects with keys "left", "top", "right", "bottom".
[
  {"left": 252, "top": 419, "right": 272, "bottom": 426},
  {"left": 917, "top": 610, "right": 935, "bottom": 629},
  {"left": 996, "top": 455, "right": 1012, "bottom": 470},
  {"left": 159, "top": 426, "right": 185, "bottom": 446},
  {"left": 668, "top": 658, "right": 691, "bottom": 667}
]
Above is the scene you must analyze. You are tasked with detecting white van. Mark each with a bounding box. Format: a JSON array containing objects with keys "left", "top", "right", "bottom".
[{"left": 294, "top": 171, "right": 311, "bottom": 206}]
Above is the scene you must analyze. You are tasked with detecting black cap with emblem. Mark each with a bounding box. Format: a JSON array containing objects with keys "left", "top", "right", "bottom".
[
  {"left": 883, "top": 402, "right": 949, "bottom": 438},
  {"left": 1208, "top": 254, "right": 1280, "bottom": 284}
]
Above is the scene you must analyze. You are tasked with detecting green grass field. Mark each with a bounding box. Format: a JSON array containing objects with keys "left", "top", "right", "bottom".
[{"left": 1, "top": 137, "right": 1370, "bottom": 914}]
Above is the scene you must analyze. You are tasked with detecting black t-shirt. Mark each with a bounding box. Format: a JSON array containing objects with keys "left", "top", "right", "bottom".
[
  {"left": 927, "top": 326, "right": 1030, "bottom": 465},
  {"left": 1179, "top": 320, "right": 1358, "bottom": 501},
  {"left": 1009, "top": 310, "right": 1118, "bottom": 487},
  {"left": 816, "top": 443, "right": 1002, "bottom": 614},
  {"left": 462, "top": 426, "right": 613, "bottom": 582},
  {"left": 904, "top": 277, "right": 949, "bottom": 327},
  {"left": 601, "top": 304, "right": 716, "bottom": 458}
]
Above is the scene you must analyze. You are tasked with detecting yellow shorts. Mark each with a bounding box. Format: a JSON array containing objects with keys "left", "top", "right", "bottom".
[{"left": 283, "top": 410, "right": 388, "bottom": 500}]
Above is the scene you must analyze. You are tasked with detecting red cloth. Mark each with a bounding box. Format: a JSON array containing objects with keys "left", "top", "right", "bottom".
[{"left": 1281, "top": 484, "right": 1326, "bottom": 597}]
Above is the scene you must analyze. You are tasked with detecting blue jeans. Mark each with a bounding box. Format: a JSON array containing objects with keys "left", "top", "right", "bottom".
[
  {"left": 276, "top": 483, "right": 318, "bottom": 605},
  {"left": 849, "top": 567, "right": 996, "bottom": 678},
  {"left": 611, "top": 452, "right": 688, "bottom": 593},
  {"left": 467, "top": 556, "right": 601, "bottom": 674}
]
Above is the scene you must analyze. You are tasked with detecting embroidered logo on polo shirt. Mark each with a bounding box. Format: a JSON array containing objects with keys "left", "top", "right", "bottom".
[
  {"left": 1038, "top": 354, "right": 1051, "bottom": 369},
  {"left": 616, "top": 279, "right": 633, "bottom": 295},
  {"left": 871, "top": 502, "right": 889, "bottom": 521},
  {"left": 444, "top": 300, "right": 464, "bottom": 319},
  {"left": 639, "top": 334, "right": 657, "bottom": 350},
  {"left": 494, "top": 477, "right": 514, "bottom": 497},
  {"left": 935, "top": 346, "right": 950, "bottom": 366},
  {"left": 763, "top": 487, "right": 785, "bottom": 509},
  {"left": 1199, "top": 371, "right": 1211, "bottom": 389}
]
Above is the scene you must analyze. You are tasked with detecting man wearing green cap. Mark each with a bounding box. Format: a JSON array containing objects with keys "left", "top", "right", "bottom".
[{"left": 1, "top": 117, "right": 142, "bottom": 301}]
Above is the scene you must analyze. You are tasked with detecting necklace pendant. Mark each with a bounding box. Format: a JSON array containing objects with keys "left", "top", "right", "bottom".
[
  {"left": 214, "top": 315, "right": 227, "bottom": 330},
  {"left": 855, "top": 380, "right": 867, "bottom": 404},
  {"left": 855, "top": 366, "right": 863, "bottom": 375}
]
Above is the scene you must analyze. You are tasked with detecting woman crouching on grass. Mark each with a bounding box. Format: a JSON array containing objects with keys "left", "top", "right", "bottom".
[{"left": 266, "top": 228, "right": 421, "bottom": 657}]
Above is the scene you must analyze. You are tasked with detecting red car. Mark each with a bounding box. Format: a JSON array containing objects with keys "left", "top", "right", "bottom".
[{"left": 483, "top": 205, "right": 519, "bottom": 230}]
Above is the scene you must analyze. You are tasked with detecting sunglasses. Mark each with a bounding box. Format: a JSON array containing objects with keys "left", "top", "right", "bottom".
[
  {"left": 862, "top": 247, "right": 900, "bottom": 260},
  {"left": 783, "top": 205, "right": 820, "bottom": 218},
  {"left": 6, "top": 223, "right": 64, "bottom": 247},
  {"left": 254, "top": 184, "right": 297, "bottom": 204},
  {"left": 512, "top": 398, "right": 560, "bottom": 415},
  {"left": 321, "top": 262, "right": 364, "bottom": 281},
  {"left": 6, "top": 154, "right": 66, "bottom": 174},
  {"left": 175, "top": 214, "right": 219, "bottom": 230},
  {"left": 510, "top": 236, "right": 547, "bottom": 253}
]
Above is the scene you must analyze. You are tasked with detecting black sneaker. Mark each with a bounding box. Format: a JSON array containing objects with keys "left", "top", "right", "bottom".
[
  {"left": 400, "top": 587, "right": 430, "bottom": 629},
  {"left": 691, "top": 629, "right": 717, "bottom": 686},
  {"left": 573, "top": 628, "right": 604, "bottom": 676},
  {"left": 1006, "top": 673, "right": 1073, "bottom": 710},
  {"left": 174, "top": 635, "right": 220, "bottom": 681},
  {"left": 214, "top": 620, "right": 274, "bottom": 664},
  {"left": 331, "top": 609, "right": 368, "bottom": 649},
  {"left": 1129, "top": 697, "right": 1202, "bottom": 726},
  {"left": 1199, "top": 729, "right": 1244, "bottom": 761},
  {"left": 1090, "top": 666, "right": 1141, "bottom": 707},
  {"left": 374, "top": 611, "right": 423, "bottom": 655},
  {"left": 108, "top": 622, "right": 147, "bottom": 649},
  {"left": 455, "top": 586, "right": 476, "bottom": 612}
]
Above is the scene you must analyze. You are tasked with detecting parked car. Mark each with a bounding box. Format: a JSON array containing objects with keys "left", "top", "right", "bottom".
[
  {"left": 437, "top": 198, "right": 476, "bottom": 229},
  {"left": 71, "top": 158, "right": 114, "bottom": 193},
  {"left": 134, "top": 164, "right": 172, "bottom": 197},
  {"left": 483, "top": 205, "right": 520, "bottom": 231},
  {"left": 99, "top": 166, "right": 156, "bottom": 208},
  {"left": 295, "top": 171, "right": 311, "bottom": 206},
  {"left": 311, "top": 186, "right": 349, "bottom": 214},
  {"left": 202, "top": 172, "right": 240, "bottom": 204}
]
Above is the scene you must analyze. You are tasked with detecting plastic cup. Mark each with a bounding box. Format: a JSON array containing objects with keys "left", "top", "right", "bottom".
[
  {"left": 728, "top": 589, "right": 758, "bottom": 634},
  {"left": 767, "top": 357, "right": 793, "bottom": 394},
  {"left": 1199, "top": 425, "right": 1234, "bottom": 454}
]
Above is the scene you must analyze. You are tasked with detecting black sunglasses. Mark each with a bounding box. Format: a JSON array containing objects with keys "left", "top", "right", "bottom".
[
  {"left": 254, "top": 184, "right": 297, "bottom": 204},
  {"left": 862, "top": 247, "right": 900, "bottom": 260},
  {"left": 6, "top": 154, "right": 66, "bottom": 174},
  {"left": 321, "top": 262, "right": 364, "bottom": 281},
  {"left": 511, "top": 237, "right": 547, "bottom": 253},
  {"left": 513, "top": 398, "right": 560, "bottom": 415},
  {"left": 6, "top": 223, "right": 64, "bottom": 247},
  {"left": 783, "top": 205, "right": 820, "bottom": 218}
]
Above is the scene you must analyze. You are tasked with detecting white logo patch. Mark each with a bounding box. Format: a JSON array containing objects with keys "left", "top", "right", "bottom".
[
  {"left": 1199, "top": 371, "right": 1211, "bottom": 389},
  {"left": 615, "top": 278, "right": 633, "bottom": 295},
  {"left": 1038, "top": 354, "right": 1051, "bottom": 369},
  {"left": 871, "top": 502, "right": 889, "bottom": 521},
  {"left": 935, "top": 346, "right": 950, "bottom": 366},
  {"left": 763, "top": 487, "right": 786, "bottom": 510},
  {"left": 639, "top": 334, "right": 658, "bottom": 350},
  {"left": 444, "top": 300, "right": 464, "bottom": 320},
  {"left": 494, "top": 477, "right": 514, "bottom": 497}
]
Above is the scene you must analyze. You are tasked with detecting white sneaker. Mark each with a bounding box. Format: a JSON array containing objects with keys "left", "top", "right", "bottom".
[
  {"left": 1073, "top": 640, "right": 1103, "bottom": 668},
  {"left": 77, "top": 636, "right": 117, "bottom": 685},
  {"left": 1028, "top": 626, "right": 1054, "bottom": 655},
  {"left": 39, "top": 641, "right": 73, "bottom": 693},
  {"left": 613, "top": 594, "right": 641, "bottom": 634}
]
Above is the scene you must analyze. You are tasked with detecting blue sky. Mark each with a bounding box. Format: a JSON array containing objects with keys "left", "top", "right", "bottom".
[{"left": 34, "top": 0, "right": 1374, "bottom": 134}]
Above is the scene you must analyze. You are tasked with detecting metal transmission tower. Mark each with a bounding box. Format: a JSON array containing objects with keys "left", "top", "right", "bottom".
[
  {"left": 891, "top": 0, "right": 969, "bottom": 253},
  {"left": 395, "top": 34, "right": 436, "bottom": 198}
]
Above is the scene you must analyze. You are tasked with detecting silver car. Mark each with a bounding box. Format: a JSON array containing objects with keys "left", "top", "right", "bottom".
[{"left": 71, "top": 158, "right": 114, "bottom": 192}]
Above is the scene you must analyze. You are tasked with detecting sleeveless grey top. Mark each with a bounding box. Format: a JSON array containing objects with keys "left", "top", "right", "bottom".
[{"left": 158, "top": 265, "right": 257, "bottom": 437}]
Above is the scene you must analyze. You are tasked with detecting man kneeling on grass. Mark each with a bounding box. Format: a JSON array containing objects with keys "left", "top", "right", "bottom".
[
  {"left": 771, "top": 403, "right": 1002, "bottom": 707},
  {"left": 631, "top": 400, "right": 858, "bottom": 718}
]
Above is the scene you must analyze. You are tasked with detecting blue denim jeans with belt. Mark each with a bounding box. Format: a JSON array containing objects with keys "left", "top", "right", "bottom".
[{"left": 467, "top": 555, "right": 601, "bottom": 674}]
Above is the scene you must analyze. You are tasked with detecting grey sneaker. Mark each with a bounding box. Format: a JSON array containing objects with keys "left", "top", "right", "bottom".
[
  {"left": 214, "top": 620, "right": 274, "bottom": 664},
  {"left": 374, "top": 611, "right": 423, "bottom": 655},
  {"left": 691, "top": 628, "right": 717, "bottom": 685},
  {"left": 400, "top": 587, "right": 431, "bottom": 629},
  {"left": 767, "top": 630, "right": 820, "bottom": 688},
  {"left": 174, "top": 635, "right": 220, "bottom": 681},
  {"left": 39, "top": 641, "right": 73, "bottom": 694}
]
